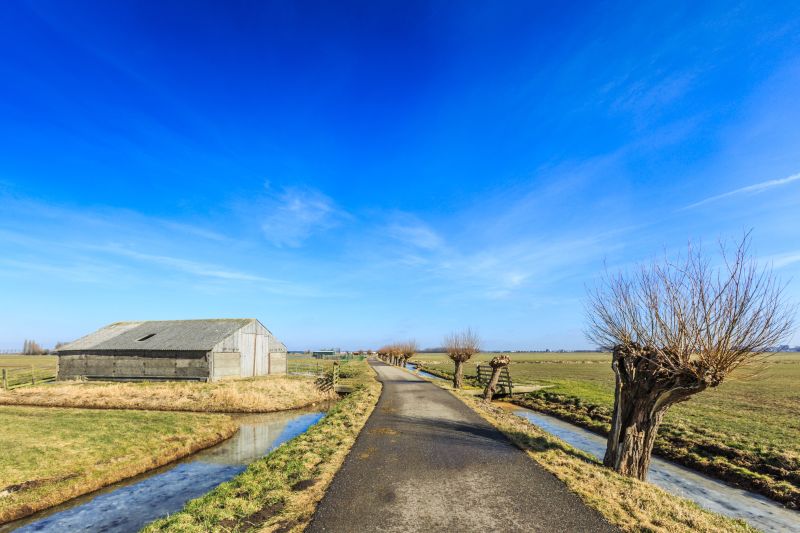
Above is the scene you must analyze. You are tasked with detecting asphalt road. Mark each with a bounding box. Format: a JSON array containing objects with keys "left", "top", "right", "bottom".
[{"left": 308, "top": 360, "right": 617, "bottom": 532}]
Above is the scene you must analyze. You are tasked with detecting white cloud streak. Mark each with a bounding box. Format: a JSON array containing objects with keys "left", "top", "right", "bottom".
[
  {"left": 684, "top": 172, "right": 800, "bottom": 210},
  {"left": 104, "top": 247, "right": 271, "bottom": 282}
]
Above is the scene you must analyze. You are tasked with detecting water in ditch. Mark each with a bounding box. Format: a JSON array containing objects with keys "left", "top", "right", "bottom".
[
  {"left": 405, "top": 363, "right": 445, "bottom": 381},
  {"left": 509, "top": 407, "right": 800, "bottom": 532},
  {"left": 4, "top": 408, "right": 326, "bottom": 533}
]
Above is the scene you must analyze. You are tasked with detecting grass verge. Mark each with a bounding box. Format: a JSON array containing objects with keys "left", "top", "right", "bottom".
[
  {"left": 512, "top": 391, "right": 800, "bottom": 508},
  {"left": 0, "top": 406, "right": 236, "bottom": 524},
  {"left": 414, "top": 353, "right": 800, "bottom": 509},
  {"left": 434, "top": 385, "right": 756, "bottom": 533},
  {"left": 142, "top": 360, "right": 381, "bottom": 532},
  {"left": 0, "top": 376, "right": 337, "bottom": 413}
]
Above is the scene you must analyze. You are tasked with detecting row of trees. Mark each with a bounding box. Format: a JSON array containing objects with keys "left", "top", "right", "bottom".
[
  {"left": 19, "top": 340, "right": 68, "bottom": 355},
  {"left": 22, "top": 339, "right": 47, "bottom": 355},
  {"left": 376, "top": 341, "right": 418, "bottom": 367},
  {"left": 378, "top": 328, "right": 511, "bottom": 402}
]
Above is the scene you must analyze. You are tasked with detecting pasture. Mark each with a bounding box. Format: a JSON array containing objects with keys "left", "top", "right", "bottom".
[
  {"left": 0, "top": 355, "right": 58, "bottom": 389},
  {"left": 413, "top": 352, "right": 800, "bottom": 507},
  {"left": 0, "top": 406, "right": 236, "bottom": 524}
]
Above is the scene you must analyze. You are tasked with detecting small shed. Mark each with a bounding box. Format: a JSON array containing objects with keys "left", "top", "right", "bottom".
[{"left": 56, "top": 318, "right": 287, "bottom": 382}]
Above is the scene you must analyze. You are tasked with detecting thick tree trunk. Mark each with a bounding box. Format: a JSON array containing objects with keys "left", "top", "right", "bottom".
[
  {"left": 603, "top": 389, "right": 667, "bottom": 479},
  {"left": 453, "top": 360, "right": 464, "bottom": 388},
  {"left": 483, "top": 367, "right": 503, "bottom": 401},
  {"left": 603, "top": 344, "right": 708, "bottom": 480}
]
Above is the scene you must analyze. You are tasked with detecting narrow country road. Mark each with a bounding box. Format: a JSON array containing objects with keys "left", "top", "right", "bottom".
[{"left": 308, "top": 360, "right": 617, "bottom": 532}]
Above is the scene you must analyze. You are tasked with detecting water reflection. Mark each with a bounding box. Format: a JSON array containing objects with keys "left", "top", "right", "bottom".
[
  {"left": 6, "top": 410, "right": 324, "bottom": 533},
  {"left": 513, "top": 408, "right": 800, "bottom": 533},
  {"left": 406, "top": 363, "right": 445, "bottom": 381}
]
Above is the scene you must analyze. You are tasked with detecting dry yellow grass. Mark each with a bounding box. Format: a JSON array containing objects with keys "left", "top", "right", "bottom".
[
  {"left": 0, "top": 376, "right": 336, "bottom": 413},
  {"left": 441, "top": 386, "right": 756, "bottom": 532}
]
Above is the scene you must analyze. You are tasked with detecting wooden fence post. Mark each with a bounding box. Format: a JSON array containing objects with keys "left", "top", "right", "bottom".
[
  {"left": 2, "top": 369, "right": 6, "bottom": 390},
  {"left": 31, "top": 365, "right": 36, "bottom": 386},
  {"left": 333, "top": 362, "right": 339, "bottom": 389}
]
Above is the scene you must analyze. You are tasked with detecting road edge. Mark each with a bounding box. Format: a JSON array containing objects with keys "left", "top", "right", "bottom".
[{"left": 405, "top": 364, "right": 756, "bottom": 533}]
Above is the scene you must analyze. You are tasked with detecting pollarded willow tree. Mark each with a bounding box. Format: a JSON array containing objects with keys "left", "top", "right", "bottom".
[
  {"left": 378, "top": 344, "right": 399, "bottom": 365},
  {"left": 482, "top": 354, "right": 511, "bottom": 401},
  {"left": 399, "top": 340, "right": 418, "bottom": 368},
  {"left": 586, "top": 235, "right": 795, "bottom": 480},
  {"left": 443, "top": 328, "right": 481, "bottom": 389}
]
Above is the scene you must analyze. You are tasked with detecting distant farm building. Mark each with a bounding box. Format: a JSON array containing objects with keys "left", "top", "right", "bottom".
[
  {"left": 56, "top": 319, "right": 287, "bottom": 382},
  {"left": 312, "top": 349, "right": 338, "bottom": 359}
]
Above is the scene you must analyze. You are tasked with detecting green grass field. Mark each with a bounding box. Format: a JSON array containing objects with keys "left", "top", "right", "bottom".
[
  {"left": 0, "top": 405, "right": 236, "bottom": 524},
  {"left": 0, "top": 355, "right": 58, "bottom": 388},
  {"left": 413, "top": 352, "right": 800, "bottom": 507}
]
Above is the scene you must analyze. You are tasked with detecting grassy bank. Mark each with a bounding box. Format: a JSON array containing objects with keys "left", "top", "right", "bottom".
[
  {"left": 0, "top": 375, "right": 336, "bottom": 413},
  {"left": 0, "top": 406, "right": 236, "bottom": 524},
  {"left": 143, "top": 360, "right": 381, "bottom": 532},
  {"left": 414, "top": 352, "right": 800, "bottom": 508},
  {"left": 436, "top": 385, "right": 755, "bottom": 532}
]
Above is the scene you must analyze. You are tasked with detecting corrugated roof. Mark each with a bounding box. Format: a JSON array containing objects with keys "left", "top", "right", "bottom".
[{"left": 58, "top": 319, "right": 255, "bottom": 352}]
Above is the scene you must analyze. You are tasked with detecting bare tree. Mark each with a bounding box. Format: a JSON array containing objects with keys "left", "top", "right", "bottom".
[
  {"left": 22, "top": 339, "right": 45, "bottom": 355},
  {"left": 483, "top": 354, "right": 511, "bottom": 401},
  {"left": 378, "top": 344, "right": 401, "bottom": 365},
  {"left": 586, "top": 235, "right": 795, "bottom": 480},
  {"left": 443, "top": 328, "right": 481, "bottom": 388},
  {"left": 399, "top": 340, "right": 418, "bottom": 367},
  {"left": 377, "top": 345, "right": 391, "bottom": 364}
]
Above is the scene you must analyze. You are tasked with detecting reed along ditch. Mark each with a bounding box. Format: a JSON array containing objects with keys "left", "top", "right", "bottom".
[
  {"left": 507, "top": 406, "right": 800, "bottom": 533},
  {"left": 2, "top": 407, "right": 327, "bottom": 533}
]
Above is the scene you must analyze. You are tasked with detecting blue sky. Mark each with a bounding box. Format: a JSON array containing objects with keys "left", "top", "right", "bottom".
[{"left": 1, "top": 0, "right": 799, "bottom": 350}]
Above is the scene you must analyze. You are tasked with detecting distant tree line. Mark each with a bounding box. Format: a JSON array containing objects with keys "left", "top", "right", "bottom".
[
  {"left": 18, "top": 340, "right": 68, "bottom": 355},
  {"left": 22, "top": 339, "right": 47, "bottom": 355}
]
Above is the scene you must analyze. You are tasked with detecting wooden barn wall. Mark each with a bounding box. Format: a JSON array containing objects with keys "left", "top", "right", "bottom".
[
  {"left": 211, "top": 321, "right": 286, "bottom": 377},
  {"left": 211, "top": 352, "right": 241, "bottom": 379},
  {"left": 58, "top": 353, "right": 209, "bottom": 381},
  {"left": 269, "top": 351, "right": 287, "bottom": 374}
]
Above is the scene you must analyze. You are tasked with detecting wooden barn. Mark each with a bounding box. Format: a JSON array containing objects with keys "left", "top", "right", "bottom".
[{"left": 56, "top": 318, "right": 287, "bottom": 382}]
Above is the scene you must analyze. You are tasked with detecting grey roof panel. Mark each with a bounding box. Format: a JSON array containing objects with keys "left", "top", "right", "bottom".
[{"left": 58, "top": 319, "right": 255, "bottom": 352}]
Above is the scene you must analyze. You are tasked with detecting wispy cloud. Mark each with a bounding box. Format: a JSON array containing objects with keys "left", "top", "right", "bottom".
[
  {"left": 0, "top": 194, "right": 335, "bottom": 297},
  {"left": 103, "top": 247, "right": 271, "bottom": 282},
  {"left": 0, "top": 258, "right": 122, "bottom": 285},
  {"left": 160, "top": 221, "right": 228, "bottom": 242},
  {"left": 385, "top": 215, "right": 443, "bottom": 250},
  {"left": 683, "top": 172, "right": 800, "bottom": 210},
  {"left": 765, "top": 250, "right": 800, "bottom": 270},
  {"left": 257, "top": 185, "right": 348, "bottom": 247}
]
